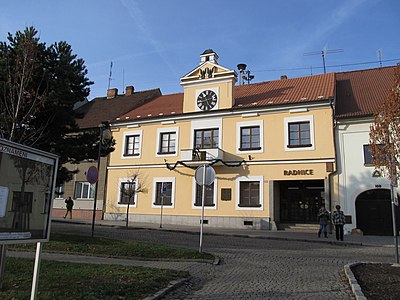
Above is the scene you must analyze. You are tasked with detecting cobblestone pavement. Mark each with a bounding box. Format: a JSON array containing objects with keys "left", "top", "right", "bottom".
[{"left": 51, "top": 223, "right": 394, "bottom": 300}]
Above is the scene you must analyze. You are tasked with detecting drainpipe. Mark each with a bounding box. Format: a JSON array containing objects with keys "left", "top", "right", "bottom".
[{"left": 328, "top": 97, "right": 338, "bottom": 213}]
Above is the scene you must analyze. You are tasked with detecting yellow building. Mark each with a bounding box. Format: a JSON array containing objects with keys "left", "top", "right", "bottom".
[{"left": 105, "top": 49, "right": 336, "bottom": 230}]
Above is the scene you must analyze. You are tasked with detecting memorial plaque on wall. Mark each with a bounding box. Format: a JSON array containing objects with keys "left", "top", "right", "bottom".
[{"left": 221, "top": 188, "right": 232, "bottom": 201}]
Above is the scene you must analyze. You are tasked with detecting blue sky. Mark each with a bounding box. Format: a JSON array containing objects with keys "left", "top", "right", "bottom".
[{"left": 1, "top": 0, "right": 399, "bottom": 99}]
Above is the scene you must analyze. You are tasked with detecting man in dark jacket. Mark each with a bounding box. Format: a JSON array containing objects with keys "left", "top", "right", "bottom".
[{"left": 64, "top": 197, "right": 74, "bottom": 219}]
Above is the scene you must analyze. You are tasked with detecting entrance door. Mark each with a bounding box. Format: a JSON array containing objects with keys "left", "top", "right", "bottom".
[
  {"left": 356, "top": 189, "right": 398, "bottom": 235},
  {"left": 280, "top": 180, "right": 324, "bottom": 223}
]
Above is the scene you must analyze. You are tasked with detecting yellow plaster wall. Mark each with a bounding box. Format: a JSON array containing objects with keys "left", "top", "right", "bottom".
[
  {"left": 183, "top": 81, "right": 234, "bottom": 113},
  {"left": 106, "top": 105, "right": 334, "bottom": 217},
  {"left": 105, "top": 162, "right": 329, "bottom": 217}
]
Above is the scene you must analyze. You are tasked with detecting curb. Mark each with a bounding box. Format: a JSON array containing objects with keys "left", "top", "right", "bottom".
[
  {"left": 143, "top": 277, "right": 189, "bottom": 300},
  {"left": 344, "top": 263, "right": 367, "bottom": 300}
]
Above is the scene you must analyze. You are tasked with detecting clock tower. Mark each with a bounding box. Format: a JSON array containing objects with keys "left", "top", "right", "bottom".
[{"left": 180, "top": 49, "right": 237, "bottom": 113}]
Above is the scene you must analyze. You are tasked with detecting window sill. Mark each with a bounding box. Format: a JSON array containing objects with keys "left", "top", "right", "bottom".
[
  {"left": 157, "top": 151, "right": 176, "bottom": 155},
  {"left": 194, "top": 204, "right": 215, "bottom": 207},
  {"left": 153, "top": 203, "right": 173, "bottom": 206},
  {"left": 123, "top": 153, "right": 140, "bottom": 157},
  {"left": 287, "top": 144, "right": 312, "bottom": 148},
  {"left": 238, "top": 147, "right": 261, "bottom": 151},
  {"left": 238, "top": 204, "right": 262, "bottom": 208}
]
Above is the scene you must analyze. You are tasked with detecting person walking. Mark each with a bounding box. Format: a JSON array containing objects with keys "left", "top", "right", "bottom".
[
  {"left": 332, "top": 205, "right": 345, "bottom": 241},
  {"left": 64, "top": 197, "right": 74, "bottom": 219},
  {"left": 317, "top": 206, "right": 330, "bottom": 238}
]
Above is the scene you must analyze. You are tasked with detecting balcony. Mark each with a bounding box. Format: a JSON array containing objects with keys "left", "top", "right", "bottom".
[{"left": 181, "top": 148, "right": 224, "bottom": 163}]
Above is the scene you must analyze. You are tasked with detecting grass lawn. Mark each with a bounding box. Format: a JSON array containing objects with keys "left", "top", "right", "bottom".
[
  {"left": 1, "top": 257, "right": 188, "bottom": 300},
  {"left": 3, "top": 233, "right": 214, "bottom": 299},
  {"left": 10, "top": 233, "right": 214, "bottom": 260}
]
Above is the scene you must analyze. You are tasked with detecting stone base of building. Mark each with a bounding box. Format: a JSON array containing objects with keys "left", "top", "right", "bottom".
[{"left": 104, "top": 213, "right": 277, "bottom": 230}]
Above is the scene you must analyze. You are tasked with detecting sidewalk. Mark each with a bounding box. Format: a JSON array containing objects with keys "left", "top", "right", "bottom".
[{"left": 52, "top": 217, "right": 396, "bottom": 248}]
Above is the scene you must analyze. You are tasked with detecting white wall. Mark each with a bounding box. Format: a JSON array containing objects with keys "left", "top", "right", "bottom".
[{"left": 336, "top": 120, "right": 392, "bottom": 230}]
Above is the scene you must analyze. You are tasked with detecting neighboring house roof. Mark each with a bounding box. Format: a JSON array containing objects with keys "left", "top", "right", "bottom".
[
  {"left": 74, "top": 88, "right": 162, "bottom": 129},
  {"left": 335, "top": 66, "right": 397, "bottom": 119},
  {"left": 118, "top": 73, "right": 335, "bottom": 122}
]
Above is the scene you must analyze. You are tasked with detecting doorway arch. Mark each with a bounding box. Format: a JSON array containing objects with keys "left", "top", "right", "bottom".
[{"left": 355, "top": 189, "right": 397, "bottom": 235}]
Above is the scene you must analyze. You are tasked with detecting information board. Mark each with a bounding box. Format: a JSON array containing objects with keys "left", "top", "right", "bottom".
[{"left": 0, "top": 138, "right": 58, "bottom": 244}]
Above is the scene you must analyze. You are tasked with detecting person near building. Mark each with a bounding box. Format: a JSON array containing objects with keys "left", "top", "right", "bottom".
[
  {"left": 64, "top": 197, "right": 74, "bottom": 219},
  {"left": 332, "top": 205, "right": 345, "bottom": 241},
  {"left": 317, "top": 206, "right": 330, "bottom": 238}
]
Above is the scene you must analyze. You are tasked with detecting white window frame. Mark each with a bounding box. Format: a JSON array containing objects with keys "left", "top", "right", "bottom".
[
  {"left": 236, "top": 176, "right": 264, "bottom": 211},
  {"left": 284, "top": 115, "right": 315, "bottom": 151},
  {"left": 152, "top": 177, "right": 176, "bottom": 208},
  {"left": 121, "top": 130, "right": 143, "bottom": 159},
  {"left": 236, "top": 120, "right": 264, "bottom": 154},
  {"left": 117, "top": 177, "right": 138, "bottom": 207},
  {"left": 191, "top": 118, "right": 222, "bottom": 149},
  {"left": 74, "top": 181, "right": 95, "bottom": 200},
  {"left": 192, "top": 178, "right": 218, "bottom": 210},
  {"left": 155, "top": 127, "right": 179, "bottom": 157}
]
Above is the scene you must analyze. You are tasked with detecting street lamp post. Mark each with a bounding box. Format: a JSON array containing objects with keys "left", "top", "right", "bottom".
[{"left": 91, "top": 122, "right": 109, "bottom": 237}]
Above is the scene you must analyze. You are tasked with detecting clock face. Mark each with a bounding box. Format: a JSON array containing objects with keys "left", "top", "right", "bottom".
[{"left": 197, "top": 90, "right": 218, "bottom": 111}]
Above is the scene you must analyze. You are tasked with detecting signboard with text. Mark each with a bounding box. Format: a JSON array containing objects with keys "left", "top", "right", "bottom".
[{"left": 0, "top": 138, "right": 58, "bottom": 244}]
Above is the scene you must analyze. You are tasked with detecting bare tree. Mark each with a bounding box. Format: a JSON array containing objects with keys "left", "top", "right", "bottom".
[
  {"left": 119, "top": 171, "right": 146, "bottom": 227},
  {"left": 0, "top": 27, "right": 48, "bottom": 145},
  {"left": 369, "top": 66, "right": 400, "bottom": 185}
]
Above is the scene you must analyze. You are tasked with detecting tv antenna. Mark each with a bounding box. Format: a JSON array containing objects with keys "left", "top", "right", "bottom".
[
  {"left": 107, "top": 61, "right": 113, "bottom": 90},
  {"left": 376, "top": 49, "right": 383, "bottom": 67},
  {"left": 304, "top": 47, "right": 343, "bottom": 74}
]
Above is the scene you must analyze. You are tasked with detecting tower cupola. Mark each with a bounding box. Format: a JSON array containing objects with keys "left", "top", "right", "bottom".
[{"left": 200, "top": 49, "right": 219, "bottom": 65}]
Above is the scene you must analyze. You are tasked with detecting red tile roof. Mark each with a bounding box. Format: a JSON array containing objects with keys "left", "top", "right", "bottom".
[
  {"left": 117, "top": 93, "right": 184, "bottom": 121},
  {"left": 234, "top": 73, "right": 335, "bottom": 107},
  {"left": 119, "top": 73, "right": 335, "bottom": 121},
  {"left": 75, "top": 88, "right": 161, "bottom": 129},
  {"left": 335, "top": 66, "right": 398, "bottom": 119}
]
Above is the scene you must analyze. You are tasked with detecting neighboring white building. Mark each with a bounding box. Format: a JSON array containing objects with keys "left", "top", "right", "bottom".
[{"left": 334, "top": 66, "right": 399, "bottom": 235}]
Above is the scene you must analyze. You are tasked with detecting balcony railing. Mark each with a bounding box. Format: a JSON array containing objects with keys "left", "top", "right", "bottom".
[{"left": 181, "top": 148, "right": 224, "bottom": 162}]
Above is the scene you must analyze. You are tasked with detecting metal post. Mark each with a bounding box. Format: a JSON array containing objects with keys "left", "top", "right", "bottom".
[
  {"left": 91, "top": 125, "right": 104, "bottom": 237},
  {"left": 199, "top": 164, "right": 206, "bottom": 253},
  {"left": 391, "top": 183, "right": 399, "bottom": 263},
  {"left": 126, "top": 200, "right": 130, "bottom": 228},
  {"left": 160, "top": 185, "right": 164, "bottom": 228},
  {"left": 30, "top": 242, "right": 42, "bottom": 300},
  {"left": 0, "top": 245, "right": 7, "bottom": 290}
]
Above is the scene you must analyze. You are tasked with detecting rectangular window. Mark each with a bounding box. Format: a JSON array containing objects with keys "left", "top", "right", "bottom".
[
  {"left": 240, "top": 126, "right": 261, "bottom": 150},
  {"left": 363, "top": 144, "right": 373, "bottom": 165},
  {"left": 124, "top": 135, "right": 140, "bottom": 156},
  {"left": 194, "top": 128, "right": 219, "bottom": 149},
  {"left": 74, "top": 181, "right": 95, "bottom": 199},
  {"left": 154, "top": 182, "right": 173, "bottom": 205},
  {"left": 194, "top": 183, "right": 215, "bottom": 207},
  {"left": 288, "top": 121, "right": 311, "bottom": 147},
  {"left": 239, "top": 181, "right": 261, "bottom": 207},
  {"left": 119, "top": 181, "right": 136, "bottom": 205},
  {"left": 158, "top": 132, "right": 176, "bottom": 154},
  {"left": 55, "top": 184, "right": 64, "bottom": 198},
  {"left": 12, "top": 192, "right": 33, "bottom": 212}
]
